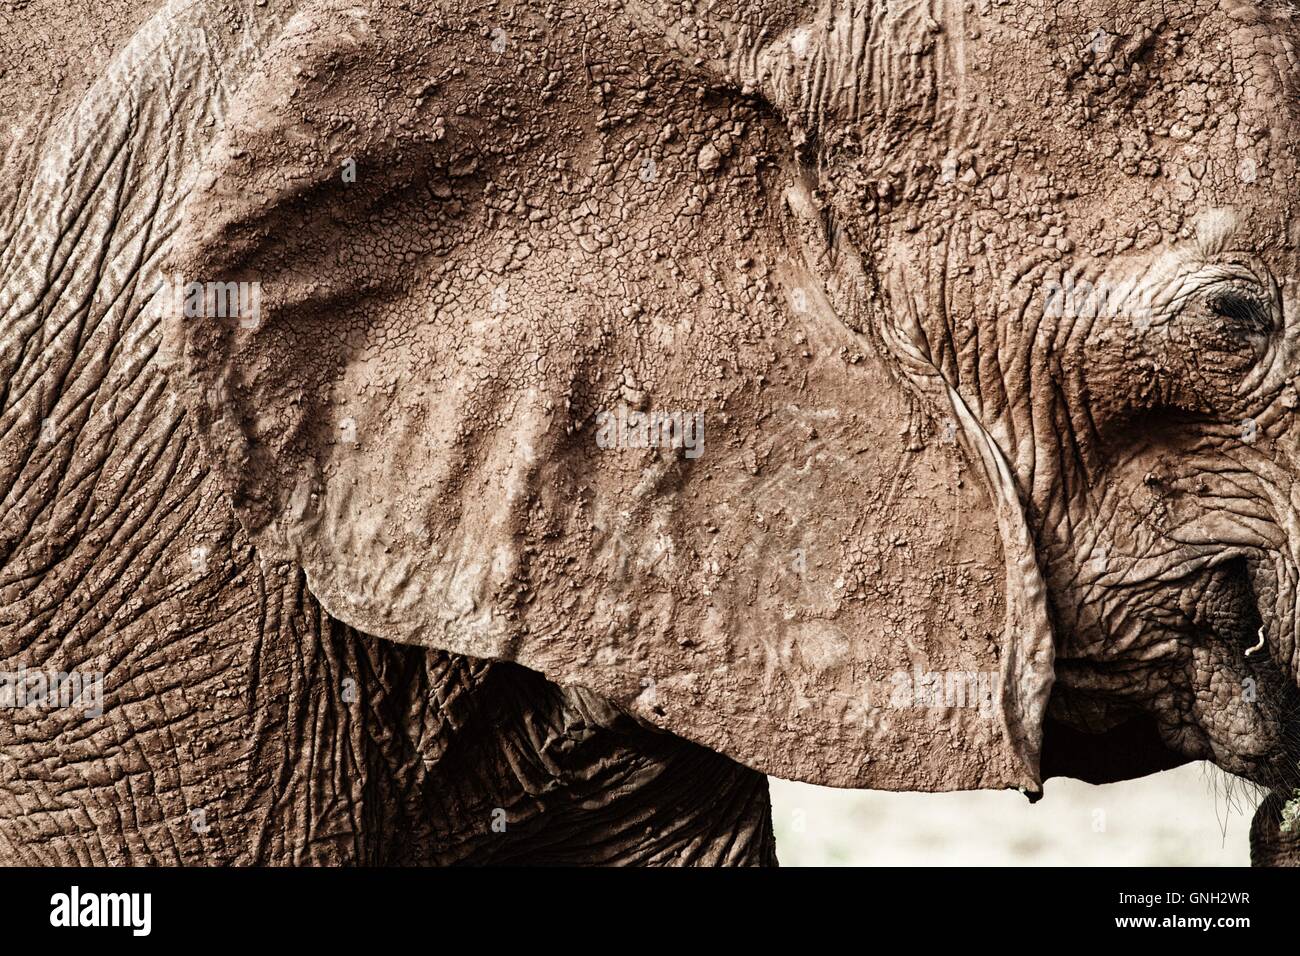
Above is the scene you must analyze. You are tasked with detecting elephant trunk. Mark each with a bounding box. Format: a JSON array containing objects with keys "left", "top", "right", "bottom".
[{"left": 1251, "top": 791, "right": 1300, "bottom": 866}]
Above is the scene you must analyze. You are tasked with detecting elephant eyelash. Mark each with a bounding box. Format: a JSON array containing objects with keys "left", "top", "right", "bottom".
[{"left": 1204, "top": 288, "right": 1272, "bottom": 329}]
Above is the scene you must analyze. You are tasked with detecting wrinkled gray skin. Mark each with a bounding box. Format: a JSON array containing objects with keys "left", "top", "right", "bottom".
[{"left": 5, "top": 0, "right": 1300, "bottom": 864}]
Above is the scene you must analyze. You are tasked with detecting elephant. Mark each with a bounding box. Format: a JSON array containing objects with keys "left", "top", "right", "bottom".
[{"left": 3, "top": 0, "right": 1300, "bottom": 865}]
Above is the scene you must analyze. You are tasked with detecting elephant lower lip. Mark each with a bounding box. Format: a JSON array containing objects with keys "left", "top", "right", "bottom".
[
  {"left": 1243, "top": 749, "right": 1300, "bottom": 790},
  {"left": 1132, "top": 554, "right": 1300, "bottom": 784}
]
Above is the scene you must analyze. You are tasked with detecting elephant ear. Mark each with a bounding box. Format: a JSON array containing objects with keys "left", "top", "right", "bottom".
[{"left": 167, "top": 0, "right": 1054, "bottom": 791}]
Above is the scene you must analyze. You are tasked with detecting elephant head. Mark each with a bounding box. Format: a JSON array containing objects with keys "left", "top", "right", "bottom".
[{"left": 163, "top": 0, "right": 1300, "bottom": 811}]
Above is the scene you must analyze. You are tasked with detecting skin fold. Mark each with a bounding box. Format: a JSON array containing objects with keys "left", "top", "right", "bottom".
[{"left": 3, "top": 0, "right": 1300, "bottom": 865}]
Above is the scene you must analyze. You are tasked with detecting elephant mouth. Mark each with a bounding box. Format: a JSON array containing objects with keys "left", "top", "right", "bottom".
[
  {"left": 1051, "top": 550, "right": 1300, "bottom": 788},
  {"left": 1208, "top": 555, "right": 1269, "bottom": 657},
  {"left": 1194, "top": 555, "right": 1300, "bottom": 789}
]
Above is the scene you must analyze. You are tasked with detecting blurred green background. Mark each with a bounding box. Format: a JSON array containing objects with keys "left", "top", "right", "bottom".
[{"left": 770, "top": 762, "right": 1258, "bottom": 865}]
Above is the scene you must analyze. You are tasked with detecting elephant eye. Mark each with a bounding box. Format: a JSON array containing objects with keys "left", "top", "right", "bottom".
[{"left": 1204, "top": 288, "right": 1271, "bottom": 332}]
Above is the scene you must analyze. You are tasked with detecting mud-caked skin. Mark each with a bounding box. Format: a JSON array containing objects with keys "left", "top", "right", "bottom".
[
  {"left": 0, "top": 0, "right": 775, "bottom": 865},
  {"left": 0, "top": 528, "right": 774, "bottom": 865},
  {"left": 8, "top": 0, "right": 1300, "bottom": 865}
]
